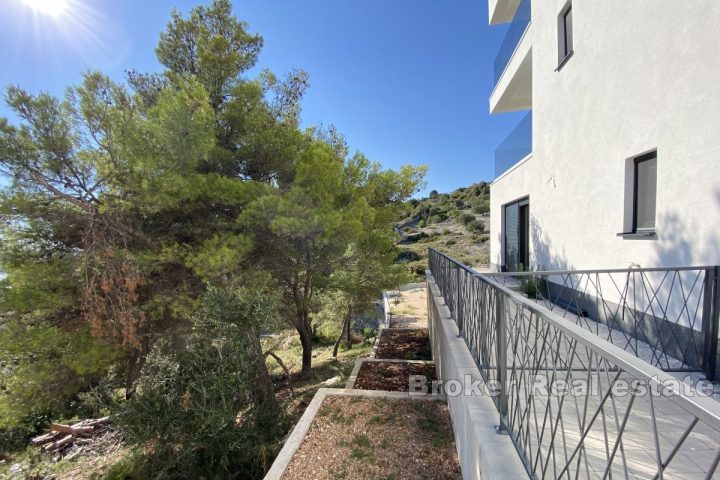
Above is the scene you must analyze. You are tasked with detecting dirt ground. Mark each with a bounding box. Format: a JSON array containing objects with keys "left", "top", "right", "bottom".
[
  {"left": 376, "top": 328, "right": 431, "bottom": 361},
  {"left": 353, "top": 361, "right": 436, "bottom": 392},
  {"left": 387, "top": 286, "right": 427, "bottom": 328},
  {"left": 281, "top": 396, "right": 461, "bottom": 480}
]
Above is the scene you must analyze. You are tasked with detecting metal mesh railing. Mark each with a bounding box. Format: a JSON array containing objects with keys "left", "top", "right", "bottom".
[
  {"left": 483, "top": 266, "right": 720, "bottom": 378},
  {"left": 428, "top": 248, "right": 720, "bottom": 479}
]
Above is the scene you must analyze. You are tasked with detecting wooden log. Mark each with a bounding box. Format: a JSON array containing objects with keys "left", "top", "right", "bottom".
[
  {"left": 82, "top": 416, "right": 110, "bottom": 427},
  {"left": 50, "top": 423, "right": 94, "bottom": 436},
  {"left": 44, "top": 434, "right": 74, "bottom": 452},
  {"left": 30, "top": 432, "right": 59, "bottom": 446}
]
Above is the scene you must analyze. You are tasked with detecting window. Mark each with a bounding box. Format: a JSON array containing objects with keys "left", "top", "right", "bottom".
[
  {"left": 632, "top": 151, "right": 657, "bottom": 233},
  {"left": 558, "top": 3, "right": 573, "bottom": 66}
]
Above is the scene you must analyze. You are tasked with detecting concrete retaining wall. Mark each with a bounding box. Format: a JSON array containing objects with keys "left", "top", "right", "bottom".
[{"left": 426, "top": 272, "right": 528, "bottom": 480}]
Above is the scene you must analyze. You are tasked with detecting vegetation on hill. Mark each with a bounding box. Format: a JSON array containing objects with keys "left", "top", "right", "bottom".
[
  {"left": 0, "top": 1, "right": 424, "bottom": 477},
  {"left": 396, "top": 182, "right": 492, "bottom": 278}
]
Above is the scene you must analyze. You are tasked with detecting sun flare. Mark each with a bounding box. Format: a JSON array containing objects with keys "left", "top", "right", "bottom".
[{"left": 22, "top": 0, "right": 69, "bottom": 17}]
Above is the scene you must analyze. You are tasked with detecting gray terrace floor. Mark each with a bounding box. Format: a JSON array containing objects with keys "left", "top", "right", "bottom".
[
  {"left": 481, "top": 291, "right": 720, "bottom": 478},
  {"left": 487, "top": 275, "right": 720, "bottom": 400}
]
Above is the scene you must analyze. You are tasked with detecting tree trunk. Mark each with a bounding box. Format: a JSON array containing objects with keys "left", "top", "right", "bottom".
[
  {"left": 297, "top": 319, "right": 313, "bottom": 376},
  {"left": 332, "top": 311, "right": 352, "bottom": 358},
  {"left": 246, "top": 328, "right": 281, "bottom": 427}
]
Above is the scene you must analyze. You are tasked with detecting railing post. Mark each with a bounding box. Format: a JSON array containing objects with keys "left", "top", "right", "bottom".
[
  {"left": 495, "top": 287, "right": 509, "bottom": 433},
  {"left": 457, "top": 268, "right": 464, "bottom": 334},
  {"left": 702, "top": 266, "right": 720, "bottom": 381}
]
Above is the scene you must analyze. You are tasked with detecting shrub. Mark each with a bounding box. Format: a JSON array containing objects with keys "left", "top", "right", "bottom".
[
  {"left": 395, "top": 250, "right": 422, "bottom": 263},
  {"left": 117, "top": 287, "right": 286, "bottom": 479},
  {"left": 428, "top": 214, "right": 446, "bottom": 224},
  {"left": 459, "top": 213, "right": 475, "bottom": 225},
  {"left": 472, "top": 199, "right": 490, "bottom": 215},
  {"left": 0, "top": 410, "right": 53, "bottom": 452},
  {"left": 405, "top": 232, "right": 428, "bottom": 243},
  {"left": 465, "top": 220, "right": 485, "bottom": 233}
]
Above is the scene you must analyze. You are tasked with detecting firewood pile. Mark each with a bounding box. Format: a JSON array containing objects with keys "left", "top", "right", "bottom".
[{"left": 30, "top": 417, "right": 117, "bottom": 462}]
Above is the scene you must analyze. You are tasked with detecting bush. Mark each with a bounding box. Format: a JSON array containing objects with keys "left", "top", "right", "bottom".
[
  {"left": 459, "top": 213, "right": 475, "bottom": 225},
  {"left": 428, "top": 214, "right": 446, "bottom": 224},
  {"left": 117, "top": 287, "right": 286, "bottom": 479},
  {"left": 405, "top": 232, "right": 428, "bottom": 243},
  {"left": 0, "top": 323, "right": 117, "bottom": 433},
  {"left": 472, "top": 199, "right": 490, "bottom": 215},
  {"left": 465, "top": 220, "right": 485, "bottom": 233},
  {"left": 395, "top": 250, "right": 422, "bottom": 263},
  {"left": 0, "top": 410, "right": 52, "bottom": 452}
]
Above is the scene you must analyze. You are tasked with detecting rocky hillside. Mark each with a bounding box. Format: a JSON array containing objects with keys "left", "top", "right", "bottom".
[{"left": 396, "top": 182, "right": 491, "bottom": 279}]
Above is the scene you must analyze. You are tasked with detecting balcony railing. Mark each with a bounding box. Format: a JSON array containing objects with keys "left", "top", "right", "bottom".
[
  {"left": 428, "top": 248, "right": 720, "bottom": 479},
  {"left": 495, "top": 111, "right": 531, "bottom": 178},
  {"left": 493, "top": 0, "right": 531, "bottom": 86}
]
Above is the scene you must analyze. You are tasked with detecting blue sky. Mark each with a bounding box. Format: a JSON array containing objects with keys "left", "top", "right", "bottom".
[{"left": 0, "top": 0, "right": 525, "bottom": 195}]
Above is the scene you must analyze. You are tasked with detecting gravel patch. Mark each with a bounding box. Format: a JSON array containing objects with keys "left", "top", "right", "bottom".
[
  {"left": 354, "top": 361, "right": 436, "bottom": 392},
  {"left": 281, "top": 395, "right": 461, "bottom": 480},
  {"left": 376, "top": 328, "right": 431, "bottom": 360}
]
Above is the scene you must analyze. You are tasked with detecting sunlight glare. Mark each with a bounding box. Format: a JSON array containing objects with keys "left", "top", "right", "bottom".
[{"left": 22, "top": 0, "right": 69, "bottom": 17}]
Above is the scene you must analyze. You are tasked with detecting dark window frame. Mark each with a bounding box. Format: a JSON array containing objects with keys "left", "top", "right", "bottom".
[
  {"left": 632, "top": 151, "right": 657, "bottom": 234},
  {"left": 557, "top": 2, "right": 574, "bottom": 69}
]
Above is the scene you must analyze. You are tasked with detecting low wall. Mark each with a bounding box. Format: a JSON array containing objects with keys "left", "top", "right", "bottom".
[{"left": 426, "top": 272, "right": 528, "bottom": 480}]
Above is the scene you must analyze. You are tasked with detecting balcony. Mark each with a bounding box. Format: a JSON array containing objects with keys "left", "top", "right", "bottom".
[
  {"left": 488, "top": 0, "right": 523, "bottom": 25},
  {"left": 490, "top": 0, "right": 532, "bottom": 113},
  {"left": 493, "top": 0, "right": 530, "bottom": 85},
  {"left": 494, "top": 111, "right": 531, "bottom": 178}
]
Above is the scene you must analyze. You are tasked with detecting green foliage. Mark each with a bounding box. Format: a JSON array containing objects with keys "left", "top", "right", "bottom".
[
  {"left": 459, "top": 213, "right": 475, "bottom": 225},
  {"left": 0, "top": 322, "right": 117, "bottom": 432},
  {"left": 408, "top": 182, "right": 489, "bottom": 226},
  {"left": 240, "top": 143, "right": 424, "bottom": 372},
  {"left": 0, "top": 410, "right": 53, "bottom": 452},
  {"left": 472, "top": 198, "right": 490, "bottom": 215},
  {"left": 395, "top": 250, "right": 422, "bottom": 263},
  {"left": 118, "top": 287, "right": 283, "bottom": 479},
  {"left": 465, "top": 220, "right": 485, "bottom": 233},
  {"left": 156, "top": 0, "right": 263, "bottom": 112}
]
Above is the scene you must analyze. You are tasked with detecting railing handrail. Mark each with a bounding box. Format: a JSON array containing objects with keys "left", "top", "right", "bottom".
[
  {"left": 427, "top": 247, "right": 720, "bottom": 430},
  {"left": 429, "top": 247, "right": 718, "bottom": 275}
]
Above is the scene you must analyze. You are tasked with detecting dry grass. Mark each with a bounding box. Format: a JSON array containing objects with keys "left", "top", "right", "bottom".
[
  {"left": 282, "top": 396, "right": 461, "bottom": 480},
  {"left": 387, "top": 287, "right": 427, "bottom": 329}
]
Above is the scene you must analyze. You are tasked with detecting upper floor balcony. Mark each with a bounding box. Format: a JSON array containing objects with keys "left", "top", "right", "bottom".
[
  {"left": 488, "top": 0, "right": 523, "bottom": 25},
  {"left": 490, "top": 0, "right": 532, "bottom": 114},
  {"left": 495, "top": 111, "right": 531, "bottom": 179}
]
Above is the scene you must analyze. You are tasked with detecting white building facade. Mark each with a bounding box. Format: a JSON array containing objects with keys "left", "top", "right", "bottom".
[{"left": 489, "top": 0, "right": 720, "bottom": 272}]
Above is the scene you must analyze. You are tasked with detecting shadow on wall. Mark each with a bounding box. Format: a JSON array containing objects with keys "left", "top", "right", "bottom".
[
  {"left": 529, "top": 215, "right": 572, "bottom": 271},
  {"left": 503, "top": 188, "right": 720, "bottom": 273},
  {"left": 651, "top": 189, "right": 720, "bottom": 267}
]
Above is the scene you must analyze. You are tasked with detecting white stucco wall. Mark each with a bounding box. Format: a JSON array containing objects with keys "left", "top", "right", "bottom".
[{"left": 490, "top": 1, "right": 720, "bottom": 271}]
